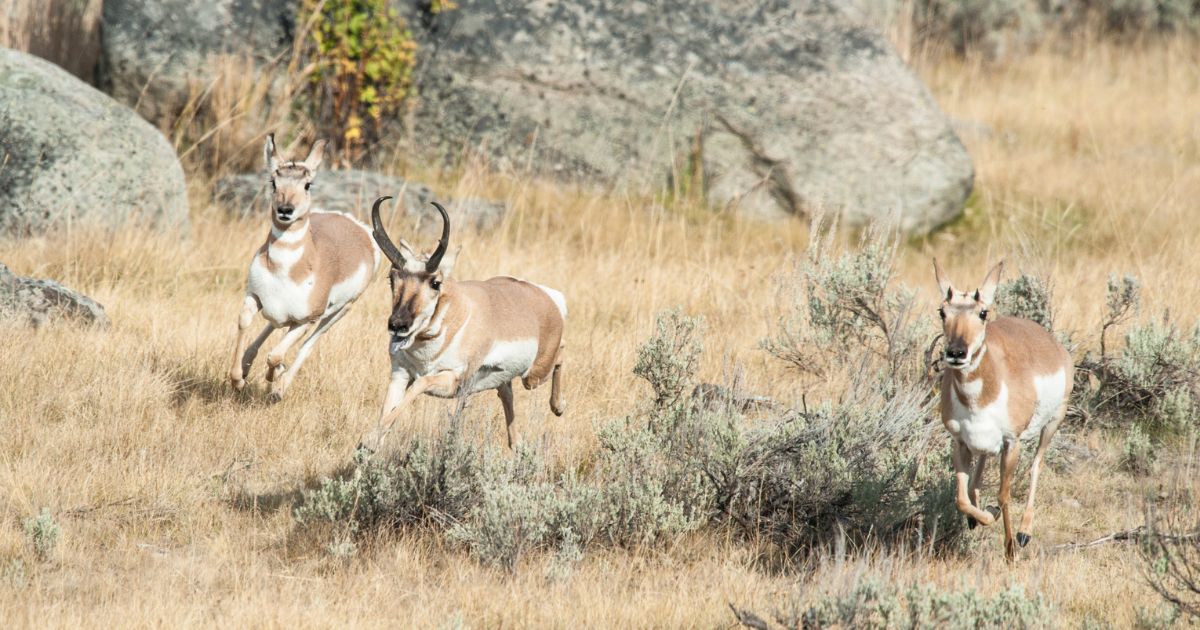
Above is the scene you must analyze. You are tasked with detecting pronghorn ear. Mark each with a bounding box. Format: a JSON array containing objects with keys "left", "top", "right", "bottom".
[
  {"left": 933, "top": 258, "right": 954, "bottom": 301},
  {"left": 264, "top": 134, "right": 279, "bottom": 173},
  {"left": 436, "top": 245, "right": 461, "bottom": 277},
  {"left": 303, "top": 139, "right": 327, "bottom": 171},
  {"left": 977, "top": 260, "right": 1004, "bottom": 306}
]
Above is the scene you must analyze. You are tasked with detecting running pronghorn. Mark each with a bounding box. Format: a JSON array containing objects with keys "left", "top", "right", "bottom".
[
  {"left": 362, "top": 197, "right": 566, "bottom": 451},
  {"left": 934, "top": 260, "right": 1073, "bottom": 562},
  {"left": 228, "top": 135, "right": 380, "bottom": 402}
]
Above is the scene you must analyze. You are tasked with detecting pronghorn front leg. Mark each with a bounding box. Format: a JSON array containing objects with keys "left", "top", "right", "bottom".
[
  {"left": 999, "top": 438, "right": 1022, "bottom": 562},
  {"left": 966, "top": 453, "right": 988, "bottom": 529},
  {"left": 361, "top": 370, "right": 460, "bottom": 452},
  {"left": 953, "top": 440, "right": 999, "bottom": 528},
  {"left": 230, "top": 295, "right": 263, "bottom": 391}
]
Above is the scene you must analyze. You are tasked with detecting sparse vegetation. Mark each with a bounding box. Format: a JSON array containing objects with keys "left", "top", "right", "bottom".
[{"left": 22, "top": 508, "right": 58, "bottom": 562}]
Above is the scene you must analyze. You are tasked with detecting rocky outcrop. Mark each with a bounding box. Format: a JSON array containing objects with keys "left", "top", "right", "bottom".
[
  {"left": 99, "top": 0, "right": 295, "bottom": 122},
  {"left": 399, "top": 0, "right": 973, "bottom": 233},
  {"left": 0, "top": 49, "right": 189, "bottom": 235},
  {"left": 0, "top": 263, "right": 109, "bottom": 328},
  {"left": 214, "top": 169, "right": 506, "bottom": 231}
]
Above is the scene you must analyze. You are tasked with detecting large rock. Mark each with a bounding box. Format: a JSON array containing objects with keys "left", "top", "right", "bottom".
[
  {"left": 214, "top": 170, "right": 506, "bottom": 232},
  {"left": 400, "top": 0, "right": 973, "bottom": 233},
  {"left": 0, "top": 263, "right": 109, "bottom": 328},
  {"left": 0, "top": 49, "right": 189, "bottom": 234},
  {"left": 99, "top": 0, "right": 294, "bottom": 122}
]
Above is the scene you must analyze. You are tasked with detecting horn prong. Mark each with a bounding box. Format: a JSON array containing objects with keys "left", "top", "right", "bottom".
[
  {"left": 426, "top": 202, "right": 451, "bottom": 273},
  {"left": 370, "top": 196, "right": 406, "bottom": 268}
]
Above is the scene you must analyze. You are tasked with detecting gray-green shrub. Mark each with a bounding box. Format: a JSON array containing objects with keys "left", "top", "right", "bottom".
[
  {"left": 995, "top": 272, "right": 1054, "bottom": 331},
  {"left": 23, "top": 508, "right": 59, "bottom": 561},
  {"left": 735, "top": 580, "right": 1051, "bottom": 629}
]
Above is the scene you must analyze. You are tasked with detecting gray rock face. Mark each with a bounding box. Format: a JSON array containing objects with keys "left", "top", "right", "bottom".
[
  {"left": 0, "top": 263, "right": 109, "bottom": 328},
  {"left": 401, "top": 0, "right": 973, "bottom": 233},
  {"left": 214, "top": 170, "right": 506, "bottom": 232},
  {"left": 99, "top": 0, "right": 294, "bottom": 121},
  {"left": 0, "top": 49, "right": 189, "bottom": 235}
]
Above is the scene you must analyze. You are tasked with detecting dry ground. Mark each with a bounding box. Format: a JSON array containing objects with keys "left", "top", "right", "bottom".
[{"left": 2, "top": 39, "right": 1199, "bottom": 627}]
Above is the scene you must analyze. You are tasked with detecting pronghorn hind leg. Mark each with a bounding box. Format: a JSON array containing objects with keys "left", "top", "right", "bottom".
[
  {"left": 548, "top": 350, "right": 565, "bottom": 416},
  {"left": 999, "top": 438, "right": 1022, "bottom": 562},
  {"left": 268, "top": 305, "right": 351, "bottom": 402},
  {"left": 1019, "top": 405, "right": 1065, "bottom": 547},
  {"left": 953, "top": 440, "right": 998, "bottom": 527},
  {"left": 967, "top": 453, "right": 989, "bottom": 529},
  {"left": 497, "top": 381, "right": 518, "bottom": 449},
  {"left": 230, "top": 296, "right": 264, "bottom": 391},
  {"left": 264, "top": 321, "right": 312, "bottom": 393}
]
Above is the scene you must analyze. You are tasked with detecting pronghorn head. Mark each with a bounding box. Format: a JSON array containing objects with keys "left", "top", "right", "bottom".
[
  {"left": 934, "top": 259, "right": 1004, "bottom": 370},
  {"left": 263, "top": 134, "right": 326, "bottom": 227},
  {"left": 370, "top": 197, "right": 459, "bottom": 354}
]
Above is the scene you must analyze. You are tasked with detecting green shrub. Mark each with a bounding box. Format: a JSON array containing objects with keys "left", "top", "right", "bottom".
[
  {"left": 1121, "top": 423, "right": 1156, "bottom": 474},
  {"left": 299, "top": 0, "right": 418, "bottom": 164},
  {"left": 633, "top": 309, "right": 704, "bottom": 411},
  {"left": 1140, "top": 487, "right": 1200, "bottom": 621},
  {"left": 735, "top": 580, "right": 1051, "bottom": 629},
  {"left": 995, "top": 272, "right": 1054, "bottom": 331},
  {"left": 23, "top": 508, "right": 59, "bottom": 561}
]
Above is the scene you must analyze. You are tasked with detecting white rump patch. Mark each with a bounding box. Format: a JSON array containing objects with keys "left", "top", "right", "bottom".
[{"left": 531, "top": 283, "right": 567, "bottom": 318}]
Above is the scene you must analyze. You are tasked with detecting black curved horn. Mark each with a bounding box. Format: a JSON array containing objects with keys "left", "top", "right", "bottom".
[
  {"left": 370, "top": 196, "right": 405, "bottom": 268},
  {"left": 426, "top": 202, "right": 451, "bottom": 273}
]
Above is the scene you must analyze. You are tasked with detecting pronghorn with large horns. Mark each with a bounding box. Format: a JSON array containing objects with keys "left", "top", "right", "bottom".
[
  {"left": 228, "top": 135, "right": 380, "bottom": 401},
  {"left": 934, "top": 260, "right": 1073, "bottom": 562},
  {"left": 362, "top": 197, "right": 566, "bottom": 450}
]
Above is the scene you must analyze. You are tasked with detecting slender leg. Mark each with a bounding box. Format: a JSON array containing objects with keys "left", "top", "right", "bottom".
[
  {"left": 360, "top": 370, "right": 460, "bottom": 452},
  {"left": 497, "top": 381, "right": 518, "bottom": 449},
  {"left": 379, "top": 370, "right": 412, "bottom": 420},
  {"left": 966, "top": 453, "right": 989, "bottom": 529},
  {"left": 1019, "top": 406, "right": 1065, "bottom": 547},
  {"left": 999, "top": 438, "right": 1022, "bottom": 562},
  {"left": 953, "top": 440, "right": 998, "bottom": 527},
  {"left": 230, "top": 296, "right": 262, "bottom": 391},
  {"left": 267, "top": 306, "right": 351, "bottom": 401},
  {"left": 241, "top": 324, "right": 276, "bottom": 378},
  {"left": 264, "top": 322, "right": 312, "bottom": 385},
  {"left": 548, "top": 349, "right": 566, "bottom": 416}
]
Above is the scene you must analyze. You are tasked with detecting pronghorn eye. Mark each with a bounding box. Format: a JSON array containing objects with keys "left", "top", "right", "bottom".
[
  {"left": 430, "top": 278, "right": 442, "bottom": 291},
  {"left": 938, "top": 307, "right": 945, "bottom": 320},
  {"left": 979, "top": 309, "right": 989, "bottom": 321},
  {"left": 270, "top": 180, "right": 276, "bottom": 191},
  {"left": 304, "top": 182, "right": 311, "bottom": 191}
]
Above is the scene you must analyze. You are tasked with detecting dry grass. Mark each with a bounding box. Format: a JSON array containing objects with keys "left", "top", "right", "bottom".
[
  {"left": 2, "top": 37, "right": 1199, "bottom": 627},
  {"left": 0, "top": 0, "right": 101, "bottom": 81}
]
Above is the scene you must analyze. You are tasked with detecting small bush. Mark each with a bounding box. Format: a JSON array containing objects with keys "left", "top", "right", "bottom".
[
  {"left": 23, "top": 508, "right": 59, "bottom": 561},
  {"left": 995, "top": 272, "right": 1054, "bottom": 331},
  {"left": 763, "top": 224, "right": 927, "bottom": 388},
  {"left": 633, "top": 309, "right": 704, "bottom": 411},
  {"left": 299, "top": 0, "right": 418, "bottom": 164},
  {"left": 1121, "top": 423, "right": 1156, "bottom": 474},
  {"left": 735, "top": 580, "right": 1051, "bottom": 629},
  {"left": 1141, "top": 485, "right": 1200, "bottom": 620}
]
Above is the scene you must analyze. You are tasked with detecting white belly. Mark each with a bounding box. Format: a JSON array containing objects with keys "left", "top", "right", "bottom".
[
  {"left": 1020, "top": 369, "right": 1068, "bottom": 440},
  {"left": 945, "top": 381, "right": 1011, "bottom": 455},
  {"left": 247, "top": 258, "right": 316, "bottom": 325},
  {"left": 467, "top": 339, "right": 538, "bottom": 394}
]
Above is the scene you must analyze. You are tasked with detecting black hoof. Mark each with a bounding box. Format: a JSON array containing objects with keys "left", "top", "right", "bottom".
[
  {"left": 986, "top": 505, "right": 1001, "bottom": 520},
  {"left": 967, "top": 516, "right": 978, "bottom": 530},
  {"left": 1017, "top": 532, "right": 1031, "bottom": 547}
]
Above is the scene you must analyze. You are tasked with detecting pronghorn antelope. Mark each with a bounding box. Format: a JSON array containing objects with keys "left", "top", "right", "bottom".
[
  {"left": 362, "top": 197, "right": 566, "bottom": 450},
  {"left": 934, "top": 260, "right": 1073, "bottom": 562},
  {"left": 228, "top": 135, "right": 380, "bottom": 402}
]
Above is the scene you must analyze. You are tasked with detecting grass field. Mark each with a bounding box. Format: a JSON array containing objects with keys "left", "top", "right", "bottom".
[{"left": 2, "top": 37, "right": 1199, "bottom": 627}]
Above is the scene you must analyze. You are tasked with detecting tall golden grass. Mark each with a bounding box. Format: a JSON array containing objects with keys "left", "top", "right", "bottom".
[
  {"left": 1, "top": 33, "right": 1198, "bottom": 627},
  {"left": 0, "top": 0, "right": 101, "bottom": 81}
]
